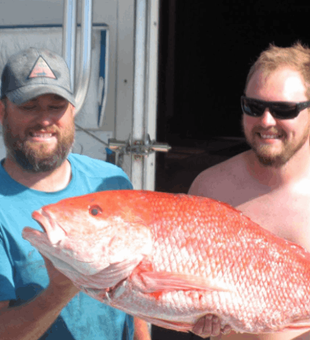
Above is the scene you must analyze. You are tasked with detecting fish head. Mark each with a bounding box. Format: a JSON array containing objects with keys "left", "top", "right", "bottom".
[{"left": 22, "top": 190, "right": 153, "bottom": 283}]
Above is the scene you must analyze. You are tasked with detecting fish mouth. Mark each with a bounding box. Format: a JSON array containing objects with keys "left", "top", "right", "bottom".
[
  {"left": 31, "top": 208, "right": 95, "bottom": 265},
  {"left": 32, "top": 208, "right": 67, "bottom": 246}
]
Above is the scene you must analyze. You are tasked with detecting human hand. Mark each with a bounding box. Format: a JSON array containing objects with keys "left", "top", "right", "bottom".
[
  {"left": 192, "top": 314, "right": 231, "bottom": 338},
  {"left": 42, "top": 255, "right": 80, "bottom": 298}
]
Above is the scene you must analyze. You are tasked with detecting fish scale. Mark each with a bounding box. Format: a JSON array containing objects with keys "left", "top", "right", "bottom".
[{"left": 22, "top": 190, "right": 310, "bottom": 334}]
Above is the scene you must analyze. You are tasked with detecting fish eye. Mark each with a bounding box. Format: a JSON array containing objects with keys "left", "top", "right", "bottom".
[{"left": 89, "top": 205, "right": 102, "bottom": 216}]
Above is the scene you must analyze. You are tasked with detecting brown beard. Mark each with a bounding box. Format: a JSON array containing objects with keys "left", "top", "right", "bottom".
[
  {"left": 2, "top": 114, "right": 75, "bottom": 173},
  {"left": 242, "top": 121, "right": 310, "bottom": 168}
]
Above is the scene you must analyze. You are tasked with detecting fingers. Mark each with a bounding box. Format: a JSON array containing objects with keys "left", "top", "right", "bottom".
[
  {"left": 192, "top": 314, "right": 212, "bottom": 338},
  {"left": 40, "top": 253, "right": 79, "bottom": 294},
  {"left": 192, "top": 315, "right": 231, "bottom": 338},
  {"left": 212, "top": 316, "right": 221, "bottom": 336},
  {"left": 192, "top": 314, "right": 221, "bottom": 338},
  {"left": 222, "top": 324, "right": 232, "bottom": 335}
]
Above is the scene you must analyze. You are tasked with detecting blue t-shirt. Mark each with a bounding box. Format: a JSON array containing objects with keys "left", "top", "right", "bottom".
[{"left": 0, "top": 153, "right": 134, "bottom": 339}]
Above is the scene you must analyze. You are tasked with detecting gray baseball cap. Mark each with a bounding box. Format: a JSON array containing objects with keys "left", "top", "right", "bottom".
[{"left": 1, "top": 47, "right": 76, "bottom": 106}]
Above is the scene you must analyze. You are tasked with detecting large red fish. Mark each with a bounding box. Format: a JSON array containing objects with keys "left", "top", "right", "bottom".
[{"left": 22, "top": 190, "right": 310, "bottom": 334}]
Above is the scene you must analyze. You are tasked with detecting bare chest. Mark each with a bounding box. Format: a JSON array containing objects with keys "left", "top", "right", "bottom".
[{"left": 236, "top": 192, "right": 310, "bottom": 251}]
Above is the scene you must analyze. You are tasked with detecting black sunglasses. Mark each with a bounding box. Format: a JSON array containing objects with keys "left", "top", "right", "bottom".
[{"left": 241, "top": 96, "right": 310, "bottom": 120}]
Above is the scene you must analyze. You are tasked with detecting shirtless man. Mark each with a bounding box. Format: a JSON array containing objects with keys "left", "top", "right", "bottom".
[{"left": 189, "top": 42, "right": 310, "bottom": 340}]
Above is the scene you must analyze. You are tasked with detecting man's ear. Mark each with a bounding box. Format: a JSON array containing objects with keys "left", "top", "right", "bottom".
[
  {"left": 71, "top": 104, "right": 76, "bottom": 117},
  {"left": 0, "top": 100, "right": 5, "bottom": 125}
]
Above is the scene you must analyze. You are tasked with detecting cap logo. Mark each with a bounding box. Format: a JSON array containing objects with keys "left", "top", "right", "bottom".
[{"left": 28, "top": 56, "right": 56, "bottom": 79}]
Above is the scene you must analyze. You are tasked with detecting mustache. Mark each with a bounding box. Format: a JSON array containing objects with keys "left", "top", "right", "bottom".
[
  {"left": 26, "top": 125, "right": 60, "bottom": 135},
  {"left": 251, "top": 127, "right": 285, "bottom": 135}
]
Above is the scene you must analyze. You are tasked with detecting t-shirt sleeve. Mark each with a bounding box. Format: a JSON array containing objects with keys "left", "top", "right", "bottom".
[{"left": 0, "top": 230, "right": 15, "bottom": 301}]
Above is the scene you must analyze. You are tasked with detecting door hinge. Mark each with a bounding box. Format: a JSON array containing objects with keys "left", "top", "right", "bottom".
[{"left": 108, "top": 134, "right": 171, "bottom": 166}]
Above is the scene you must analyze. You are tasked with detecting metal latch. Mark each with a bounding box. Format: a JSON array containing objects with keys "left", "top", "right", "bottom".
[{"left": 108, "top": 134, "right": 171, "bottom": 166}]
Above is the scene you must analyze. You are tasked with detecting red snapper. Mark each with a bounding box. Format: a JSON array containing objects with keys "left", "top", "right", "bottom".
[{"left": 22, "top": 190, "right": 310, "bottom": 333}]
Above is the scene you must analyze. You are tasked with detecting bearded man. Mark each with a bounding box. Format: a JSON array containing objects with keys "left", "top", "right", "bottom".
[
  {"left": 0, "top": 47, "right": 150, "bottom": 340},
  {"left": 189, "top": 42, "right": 310, "bottom": 340}
]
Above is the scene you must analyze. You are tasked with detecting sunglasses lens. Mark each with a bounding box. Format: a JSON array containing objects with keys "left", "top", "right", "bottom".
[
  {"left": 242, "top": 98, "right": 265, "bottom": 117},
  {"left": 241, "top": 97, "right": 300, "bottom": 119},
  {"left": 270, "top": 103, "right": 298, "bottom": 119}
]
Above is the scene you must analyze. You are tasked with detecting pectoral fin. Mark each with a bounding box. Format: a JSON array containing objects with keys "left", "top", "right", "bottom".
[{"left": 131, "top": 268, "right": 231, "bottom": 293}]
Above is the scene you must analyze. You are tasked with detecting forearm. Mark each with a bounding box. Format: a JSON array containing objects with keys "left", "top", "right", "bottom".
[
  {"left": 133, "top": 317, "right": 151, "bottom": 340},
  {"left": 0, "top": 285, "right": 78, "bottom": 340}
]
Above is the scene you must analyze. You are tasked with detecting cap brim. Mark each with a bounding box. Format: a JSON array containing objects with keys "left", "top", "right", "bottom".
[{"left": 6, "top": 85, "right": 76, "bottom": 107}]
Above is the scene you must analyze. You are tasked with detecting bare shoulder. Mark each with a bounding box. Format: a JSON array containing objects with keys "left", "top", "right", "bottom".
[{"left": 188, "top": 151, "right": 250, "bottom": 203}]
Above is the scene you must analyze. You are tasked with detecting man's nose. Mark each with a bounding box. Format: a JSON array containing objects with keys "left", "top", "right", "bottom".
[
  {"left": 35, "top": 110, "right": 55, "bottom": 126},
  {"left": 259, "top": 109, "right": 277, "bottom": 127}
]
